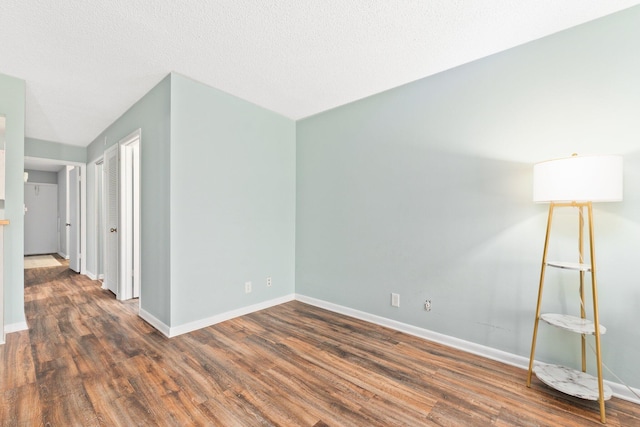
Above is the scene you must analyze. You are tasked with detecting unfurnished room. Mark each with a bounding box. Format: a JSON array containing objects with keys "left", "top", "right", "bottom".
[{"left": 1, "top": 1, "right": 640, "bottom": 425}]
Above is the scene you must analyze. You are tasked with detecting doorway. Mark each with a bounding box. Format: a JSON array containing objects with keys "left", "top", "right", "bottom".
[
  {"left": 120, "top": 130, "right": 140, "bottom": 300},
  {"left": 103, "top": 129, "right": 141, "bottom": 302},
  {"left": 94, "top": 159, "right": 105, "bottom": 282},
  {"left": 23, "top": 158, "right": 86, "bottom": 274}
]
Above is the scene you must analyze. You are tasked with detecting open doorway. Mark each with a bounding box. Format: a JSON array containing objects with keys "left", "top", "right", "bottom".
[{"left": 23, "top": 157, "right": 86, "bottom": 275}]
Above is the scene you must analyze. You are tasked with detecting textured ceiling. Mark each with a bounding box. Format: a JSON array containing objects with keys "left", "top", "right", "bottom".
[{"left": 1, "top": 1, "right": 639, "bottom": 147}]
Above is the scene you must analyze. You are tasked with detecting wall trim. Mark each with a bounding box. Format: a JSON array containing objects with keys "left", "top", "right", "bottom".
[
  {"left": 294, "top": 294, "right": 640, "bottom": 405},
  {"left": 5, "top": 321, "right": 29, "bottom": 334},
  {"left": 139, "top": 308, "right": 171, "bottom": 337},
  {"left": 168, "top": 294, "right": 296, "bottom": 338},
  {"left": 85, "top": 271, "right": 97, "bottom": 281}
]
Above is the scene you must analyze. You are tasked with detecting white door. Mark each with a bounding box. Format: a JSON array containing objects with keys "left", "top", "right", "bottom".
[
  {"left": 24, "top": 183, "right": 58, "bottom": 255},
  {"left": 104, "top": 145, "right": 119, "bottom": 296},
  {"left": 68, "top": 168, "right": 80, "bottom": 272},
  {"left": 95, "top": 160, "right": 105, "bottom": 281},
  {"left": 120, "top": 131, "right": 141, "bottom": 300}
]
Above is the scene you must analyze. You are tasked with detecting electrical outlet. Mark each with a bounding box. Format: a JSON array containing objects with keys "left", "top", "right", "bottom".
[
  {"left": 266, "top": 276, "right": 272, "bottom": 287},
  {"left": 391, "top": 293, "right": 400, "bottom": 307},
  {"left": 425, "top": 299, "right": 432, "bottom": 311},
  {"left": 245, "top": 281, "right": 252, "bottom": 293}
]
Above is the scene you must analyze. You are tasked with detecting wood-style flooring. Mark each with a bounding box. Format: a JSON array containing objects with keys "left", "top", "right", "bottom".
[{"left": 1, "top": 258, "right": 638, "bottom": 426}]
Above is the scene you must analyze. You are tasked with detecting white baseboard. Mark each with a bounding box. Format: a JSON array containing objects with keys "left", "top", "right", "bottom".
[
  {"left": 86, "top": 271, "right": 97, "bottom": 280},
  {"left": 5, "top": 321, "right": 29, "bottom": 334},
  {"left": 168, "top": 294, "right": 296, "bottom": 338},
  {"left": 294, "top": 294, "right": 640, "bottom": 405},
  {"left": 139, "top": 308, "right": 171, "bottom": 337},
  {"left": 57, "top": 251, "right": 69, "bottom": 259}
]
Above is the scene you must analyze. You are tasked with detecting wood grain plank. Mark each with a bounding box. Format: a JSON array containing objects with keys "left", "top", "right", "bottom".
[
  {"left": 0, "top": 383, "right": 42, "bottom": 426},
  {"left": 2, "top": 261, "right": 637, "bottom": 426}
]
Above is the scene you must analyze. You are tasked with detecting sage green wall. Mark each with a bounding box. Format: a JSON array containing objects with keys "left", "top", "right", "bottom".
[
  {"left": 170, "top": 74, "right": 296, "bottom": 326},
  {"left": 25, "top": 137, "right": 86, "bottom": 163},
  {"left": 24, "top": 170, "right": 57, "bottom": 184},
  {"left": 86, "top": 75, "right": 171, "bottom": 325},
  {"left": 296, "top": 6, "right": 640, "bottom": 389},
  {"left": 83, "top": 72, "right": 295, "bottom": 330},
  {"left": 0, "top": 73, "right": 26, "bottom": 328}
]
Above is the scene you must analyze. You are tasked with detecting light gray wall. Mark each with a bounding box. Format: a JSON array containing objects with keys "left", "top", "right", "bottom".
[
  {"left": 25, "top": 137, "right": 86, "bottom": 163},
  {"left": 24, "top": 169, "right": 58, "bottom": 184},
  {"left": 170, "top": 73, "right": 296, "bottom": 326},
  {"left": 0, "top": 72, "right": 26, "bottom": 328},
  {"left": 84, "top": 73, "right": 296, "bottom": 328},
  {"left": 296, "top": 6, "right": 640, "bottom": 389},
  {"left": 86, "top": 74, "right": 171, "bottom": 325}
]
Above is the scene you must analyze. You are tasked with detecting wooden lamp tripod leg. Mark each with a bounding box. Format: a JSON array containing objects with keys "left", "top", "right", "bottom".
[
  {"left": 587, "top": 202, "right": 606, "bottom": 424},
  {"left": 527, "top": 203, "right": 555, "bottom": 387}
]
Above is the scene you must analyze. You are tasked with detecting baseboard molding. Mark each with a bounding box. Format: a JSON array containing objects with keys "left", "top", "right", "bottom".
[
  {"left": 168, "top": 294, "right": 296, "bottom": 338},
  {"left": 139, "top": 308, "right": 171, "bottom": 337},
  {"left": 5, "top": 321, "right": 29, "bottom": 334},
  {"left": 85, "top": 271, "right": 105, "bottom": 282},
  {"left": 294, "top": 294, "right": 640, "bottom": 405},
  {"left": 57, "top": 252, "right": 69, "bottom": 259}
]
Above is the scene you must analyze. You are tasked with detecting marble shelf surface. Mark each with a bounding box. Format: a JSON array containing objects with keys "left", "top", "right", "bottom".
[
  {"left": 534, "top": 363, "right": 612, "bottom": 401},
  {"left": 546, "top": 261, "right": 591, "bottom": 271},
  {"left": 540, "top": 313, "right": 606, "bottom": 335}
]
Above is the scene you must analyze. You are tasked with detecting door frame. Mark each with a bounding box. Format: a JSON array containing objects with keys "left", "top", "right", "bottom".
[
  {"left": 119, "top": 129, "right": 141, "bottom": 302},
  {"left": 68, "top": 167, "right": 80, "bottom": 272},
  {"left": 93, "top": 157, "right": 106, "bottom": 285},
  {"left": 24, "top": 156, "right": 86, "bottom": 274}
]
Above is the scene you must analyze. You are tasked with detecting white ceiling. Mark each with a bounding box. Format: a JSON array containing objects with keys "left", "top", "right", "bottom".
[{"left": 1, "top": 1, "right": 639, "bottom": 148}]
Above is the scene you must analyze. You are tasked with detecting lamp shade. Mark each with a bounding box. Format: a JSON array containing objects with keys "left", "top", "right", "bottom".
[{"left": 533, "top": 155, "right": 623, "bottom": 202}]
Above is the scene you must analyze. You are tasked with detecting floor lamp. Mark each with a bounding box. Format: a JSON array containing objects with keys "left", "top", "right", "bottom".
[{"left": 526, "top": 154, "right": 623, "bottom": 424}]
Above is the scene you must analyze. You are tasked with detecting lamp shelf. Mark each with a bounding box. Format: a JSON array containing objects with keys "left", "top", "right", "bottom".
[
  {"left": 540, "top": 313, "right": 606, "bottom": 335},
  {"left": 528, "top": 155, "right": 622, "bottom": 423},
  {"left": 546, "top": 261, "right": 591, "bottom": 271},
  {"left": 534, "top": 363, "right": 612, "bottom": 401}
]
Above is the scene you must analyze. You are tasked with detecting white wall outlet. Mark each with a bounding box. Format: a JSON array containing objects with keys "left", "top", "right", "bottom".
[
  {"left": 391, "top": 293, "right": 400, "bottom": 307},
  {"left": 425, "top": 299, "right": 432, "bottom": 311},
  {"left": 245, "top": 281, "right": 252, "bottom": 293},
  {"left": 266, "top": 276, "right": 272, "bottom": 287}
]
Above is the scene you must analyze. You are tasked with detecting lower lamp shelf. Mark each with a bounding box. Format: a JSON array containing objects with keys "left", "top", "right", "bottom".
[
  {"left": 540, "top": 313, "right": 606, "bottom": 335},
  {"left": 534, "top": 363, "right": 612, "bottom": 401}
]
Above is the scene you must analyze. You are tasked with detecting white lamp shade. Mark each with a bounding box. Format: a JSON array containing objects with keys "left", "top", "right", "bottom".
[{"left": 533, "top": 155, "right": 623, "bottom": 202}]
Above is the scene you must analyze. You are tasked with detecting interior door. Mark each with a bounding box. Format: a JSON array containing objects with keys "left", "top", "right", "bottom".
[
  {"left": 68, "top": 168, "right": 80, "bottom": 272},
  {"left": 95, "top": 160, "right": 105, "bottom": 280},
  {"left": 120, "top": 132, "right": 141, "bottom": 300},
  {"left": 24, "top": 183, "right": 58, "bottom": 255},
  {"left": 104, "top": 145, "right": 119, "bottom": 296}
]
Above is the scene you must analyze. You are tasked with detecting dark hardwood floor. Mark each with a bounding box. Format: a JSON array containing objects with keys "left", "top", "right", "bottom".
[{"left": 1, "top": 259, "right": 638, "bottom": 426}]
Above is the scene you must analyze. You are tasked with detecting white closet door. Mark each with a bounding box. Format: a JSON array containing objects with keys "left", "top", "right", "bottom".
[
  {"left": 68, "top": 168, "right": 80, "bottom": 272},
  {"left": 24, "top": 183, "right": 58, "bottom": 255},
  {"left": 104, "top": 145, "right": 119, "bottom": 296}
]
